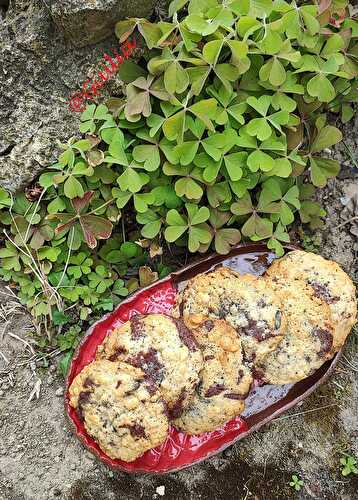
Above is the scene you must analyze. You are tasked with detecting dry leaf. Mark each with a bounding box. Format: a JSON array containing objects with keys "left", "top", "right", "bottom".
[{"left": 139, "top": 266, "right": 158, "bottom": 287}]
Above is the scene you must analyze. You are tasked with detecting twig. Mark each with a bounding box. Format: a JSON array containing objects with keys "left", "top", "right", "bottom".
[
  {"left": 340, "top": 355, "right": 358, "bottom": 373},
  {"left": 50, "top": 225, "right": 75, "bottom": 302},
  {"left": 27, "top": 378, "right": 41, "bottom": 402},
  {"left": 6, "top": 332, "right": 35, "bottom": 355},
  {"left": 273, "top": 403, "right": 339, "bottom": 421},
  {"left": 335, "top": 216, "right": 358, "bottom": 230},
  {"left": 0, "top": 350, "right": 9, "bottom": 364}
]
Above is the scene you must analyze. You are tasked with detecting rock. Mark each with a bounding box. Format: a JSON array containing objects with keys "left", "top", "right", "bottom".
[
  {"left": 47, "top": 0, "right": 156, "bottom": 47},
  {"left": 156, "top": 485, "right": 165, "bottom": 496},
  {"left": 55, "top": 387, "right": 64, "bottom": 397},
  {"left": 0, "top": 0, "right": 147, "bottom": 192}
]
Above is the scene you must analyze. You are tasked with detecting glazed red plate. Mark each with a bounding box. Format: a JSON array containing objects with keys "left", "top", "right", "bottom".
[{"left": 65, "top": 243, "right": 341, "bottom": 473}]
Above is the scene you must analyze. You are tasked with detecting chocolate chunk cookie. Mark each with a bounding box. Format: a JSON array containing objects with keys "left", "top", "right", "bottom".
[
  {"left": 173, "top": 267, "right": 286, "bottom": 364},
  {"left": 69, "top": 360, "right": 169, "bottom": 462},
  {"left": 174, "top": 319, "right": 253, "bottom": 434},
  {"left": 255, "top": 279, "right": 336, "bottom": 385},
  {"left": 266, "top": 250, "right": 357, "bottom": 351},
  {"left": 96, "top": 314, "right": 203, "bottom": 417}
]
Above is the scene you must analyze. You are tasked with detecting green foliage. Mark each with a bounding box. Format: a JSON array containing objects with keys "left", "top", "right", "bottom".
[
  {"left": 0, "top": 0, "right": 357, "bottom": 333},
  {"left": 110, "top": 0, "right": 356, "bottom": 253},
  {"left": 289, "top": 474, "right": 304, "bottom": 491},
  {"left": 340, "top": 454, "right": 358, "bottom": 476}
]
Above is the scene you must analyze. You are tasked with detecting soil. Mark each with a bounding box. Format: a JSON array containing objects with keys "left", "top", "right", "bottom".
[{"left": 0, "top": 123, "right": 357, "bottom": 500}]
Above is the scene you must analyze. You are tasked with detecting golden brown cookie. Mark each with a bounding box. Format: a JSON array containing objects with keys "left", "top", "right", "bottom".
[
  {"left": 174, "top": 319, "right": 253, "bottom": 434},
  {"left": 266, "top": 250, "right": 357, "bottom": 351},
  {"left": 69, "top": 360, "right": 169, "bottom": 462},
  {"left": 96, "top": 314, "right": 203, "bottom": 418},
  {"left": 255, "top": 279, "right": 336, "bottom": 385},
  {"left": 173, "top": 267, "right": 286, "bottom": 364}
]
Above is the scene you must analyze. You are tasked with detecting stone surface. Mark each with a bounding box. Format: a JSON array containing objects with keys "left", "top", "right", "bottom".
[
  {"left": 0, "top": 172, "right": 357, "bottom": 500},
  {"left": 47, "top": 0, "right": 155, "bottom": 47},
  {"left": 0, "top": 0, "right": 151, "bottom": 192}
]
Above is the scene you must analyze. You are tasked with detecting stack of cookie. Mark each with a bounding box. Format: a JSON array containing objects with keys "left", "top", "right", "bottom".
[{"left": 69, "top": 250, "right": 357, "bottom": 462}]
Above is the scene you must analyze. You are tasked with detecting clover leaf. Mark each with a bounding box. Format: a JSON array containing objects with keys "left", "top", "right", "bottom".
[
  {"left": 165, "top": 203, "right": 211, "bottom": 252},
  {"left": 48, "top": 191, "right": 113, "bottom": 249}
]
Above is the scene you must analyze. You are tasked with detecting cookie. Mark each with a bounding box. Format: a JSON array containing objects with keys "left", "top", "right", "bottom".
[
  {"left": 174, "top": 319, "right": 253, "bottom": 434},
  {"left": 266, "top": 250, "right": 357, "bottom": 350},
  {"left": 173, "top": 267, "right": 286, "bottom": 364},
  {"left": 255, "top": 279, "right": 336, "bottom": 385},
  {"left": 96, "top": 314, "right": 203, "bottom": 418},
  {"left": 68, "top": 359, "right": 169, "bottom": 462}
]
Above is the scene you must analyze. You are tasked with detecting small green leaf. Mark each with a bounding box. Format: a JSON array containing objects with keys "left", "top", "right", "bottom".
[
  {"left": 165, "top": 225, "right": 187, "bottom": 242},
  {"left": 310, "top": 157, "right": 340, "bottom": 188},
  {"left": 64, "top": 176, "right": 84, "bottom": 199},
  {"left": 189, "top": 205, "right": 210, "bottom": 225},
  {"left": 175, "top": 177, "right": 203, "bottom": 200},
  {"left": 214, "top": 228, "right": 241, "bottom": 254},
  {"left": 224, "top": 152, "right": 246, "bottom": 181},
  {"left": 132, "top": 145, "right": 160, "bottom": 171},
  {"left": 247, "top": 95, "right": 271, "bottom": 116},
  {"left": 310, "top": 126, "right": 343, "bottom": 153},
  {"left": 117, "top": 168, "right": 149, "bottom": 193},
  {"left": 188, "top": 224, "right": 212, "bottom": 252},
  {"left": 307, "top": 74, "right": 336, "bottom": 103},
  {"left": 231, "top": 192, "right": 253, "bottom": 215},
  {"left": 247, "top": 150, "right": 275, "bottom": 172},
  {"left": 242, "top": 213, "right": 273, "bottom": 239}
]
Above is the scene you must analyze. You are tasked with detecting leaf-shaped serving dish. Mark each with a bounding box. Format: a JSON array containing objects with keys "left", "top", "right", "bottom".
[{"left": 65, "top": 243, "right": 341, "bottom": 473}]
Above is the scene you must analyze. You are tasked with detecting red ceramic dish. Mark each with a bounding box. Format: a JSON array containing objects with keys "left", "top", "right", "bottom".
[{"left": 65, "top": 243, "right": 341, "bottom": 473}]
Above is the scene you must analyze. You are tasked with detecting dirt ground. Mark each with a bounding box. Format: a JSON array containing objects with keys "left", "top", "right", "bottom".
[{"left": 0, "top": 138, "right": 357, "bottom": 499}]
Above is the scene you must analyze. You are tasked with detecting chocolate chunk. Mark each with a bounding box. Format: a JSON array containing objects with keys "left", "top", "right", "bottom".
[
  {"left": 312, "top": 327, "right": 333, "bottom": 357},
  {"left": 224, "top": 392, "right": 246, "bottom": 400},
  {"left": 126, "top": 348, "right": 164, "bottom": 392},
  {"left": 172, "top": 318, "right": 199, "bottom": 351},
  {"left": 83, "top": 378, "right": 95, "bottom": 388},
  {"left": 130, "top": 315, "right": 145, "bottom": 340},
  {"left": 242, "top": 319, "right": 272, "bottom": 342},
  {"left": 242, "top": 350, "right": 256, "bottom": 364},
  {"left": 179, "top": 300, "right": 184, "bottom": 316},
  {"left": 309, "top": 282, "right": 339, "bottom": 304},
  {"left": 122, "top": 423, "right": 146, "bottom": 439},
  {"left": 237, "top": 369, "right": 244, "bottom": 384},
  {"left": 77, "top": 391, "right": 91, "bottom": 420},
  {"left": 162, "top": 401, "right": 171, "bottom": 418},
  {"left": 144, "top": 377, "right": 158, "bottom": 396},
  {"left": 168, "top": 390, "right": 187, "bottom": 419},
  {"left": 116, "top": 380, "right": 122, "bottom": 389},
  {"left": 250, "top": 253, "right": 270, "bottom": 275},
  {"left": 251, "top": 368, "right": 265, "bottom": 382},
  {"left": 203, "top": 320, "right": 214, "bottom": 331},
  {"left": 205, "top": 384, "right": 226, "bottom": 397},
  {"left": 204, "top": 355, "right": 215, "bottom": 361},
  {"left": 108, "top": 346, "right": 127, "bottom": 361}
]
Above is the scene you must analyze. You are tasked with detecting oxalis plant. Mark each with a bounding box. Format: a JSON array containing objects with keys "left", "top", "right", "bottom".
[
  {"left": 0, "top": 0, "right": 357, "bottom": 351},
  {"left": 112, "top": 0, "right": 357, "bottom": 255}
]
